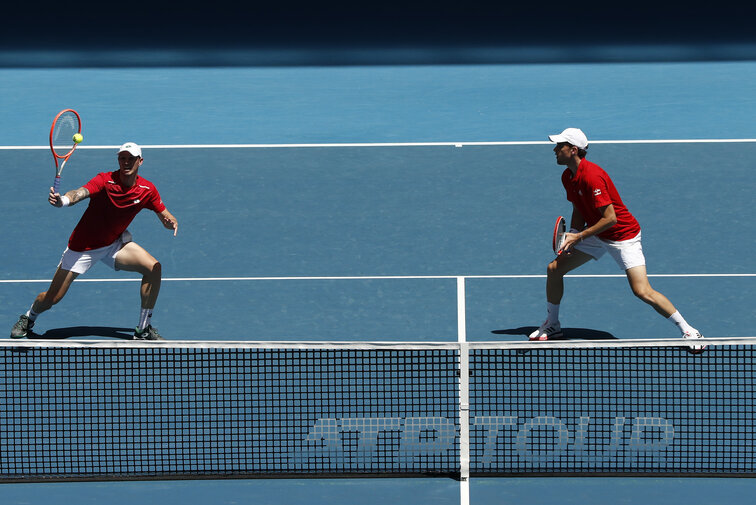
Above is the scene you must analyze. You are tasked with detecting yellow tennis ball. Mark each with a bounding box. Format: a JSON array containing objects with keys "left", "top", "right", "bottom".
[{"left": 73, "top": 133, "right": 83, "bottom": 144}]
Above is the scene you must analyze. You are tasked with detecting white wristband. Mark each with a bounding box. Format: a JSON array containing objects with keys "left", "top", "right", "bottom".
[{"left": 60, "top": 195, "right": 70, "bottom": 207}]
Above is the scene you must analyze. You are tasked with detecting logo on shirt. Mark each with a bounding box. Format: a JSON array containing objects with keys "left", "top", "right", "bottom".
[
  {"left": 593, "top": 188, "right": 602, "bottom": 196},
  {"left": 133, "top": 199, "right": 141, "bottom": 204}
]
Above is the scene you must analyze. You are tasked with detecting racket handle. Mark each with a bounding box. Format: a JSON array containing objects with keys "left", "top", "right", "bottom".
[{"left": 53, "top": 176, "right": 61, "bottom": 195}]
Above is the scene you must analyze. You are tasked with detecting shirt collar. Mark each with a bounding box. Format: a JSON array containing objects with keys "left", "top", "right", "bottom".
[{"left": 572, "top": 158, "right": 588, "bottom": 180}]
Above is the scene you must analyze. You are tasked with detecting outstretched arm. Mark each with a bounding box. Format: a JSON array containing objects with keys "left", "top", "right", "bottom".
[
  {"left": 49, "top": 186, "right": 90, "bottom": 207},
  {"left": 157, "top": 208, "right": 178, "bottom": 236}
]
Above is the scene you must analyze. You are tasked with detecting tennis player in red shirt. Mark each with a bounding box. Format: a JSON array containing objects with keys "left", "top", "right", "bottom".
[
  {"left": 10, "top": 142, "right": 178, "bottom": 340},
  {"left": 529, "top": 128, "right": 705, "bottom": 352}
]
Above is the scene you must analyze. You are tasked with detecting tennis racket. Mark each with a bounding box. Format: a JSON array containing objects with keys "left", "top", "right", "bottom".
[
  {"left": 552, "top": 216, "right": 566, "bottom": 255},
  {"left": 49, "top": 109, "right": 82, "bottom": 195}
]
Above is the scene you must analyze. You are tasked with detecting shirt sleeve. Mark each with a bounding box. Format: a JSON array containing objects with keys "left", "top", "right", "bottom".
[
  {"left": 83, "top": 172, "right": 107, "bottom": 195},
  {"left": 583, "top": 172, "right": 613, "bottom": 209},
  {"left": 147, "top": 185, "right": 166, "bottom": 213}
]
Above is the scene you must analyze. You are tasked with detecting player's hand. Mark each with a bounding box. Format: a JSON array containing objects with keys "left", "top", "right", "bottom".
[
  {"left": 48, "top": 187, "right": 63, "bottom": 207},
  {"left": 560, "top": 232, "right": 581, "bottom": 254},
  {"left": 164, "top": 214, "right": 178, "bottom": 236},
  {"left": 157, "top": 209, "right": 178, "bottom": 236}
]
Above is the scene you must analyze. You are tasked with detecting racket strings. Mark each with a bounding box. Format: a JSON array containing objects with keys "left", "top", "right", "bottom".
[{"left": 52, "top": 112, "right": 80, "bottom": 156}]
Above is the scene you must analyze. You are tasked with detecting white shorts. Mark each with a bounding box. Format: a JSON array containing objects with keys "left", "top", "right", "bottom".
[
  {"left": 574, "top": 231, "right": 646, "bottom": 271},
  {"left": 58, "top": 230, "right": 133, "bottom": 275}
]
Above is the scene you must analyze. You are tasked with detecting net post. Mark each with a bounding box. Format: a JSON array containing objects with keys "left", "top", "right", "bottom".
[
  {"left": 457, "top": 276, "right": 467, "bottom": 343},
  {"left": 457, "top": 276, "right": 470, "bottom": 504},
  {"left": 458, "top": 340, "right": 471, "bottom": 503}
]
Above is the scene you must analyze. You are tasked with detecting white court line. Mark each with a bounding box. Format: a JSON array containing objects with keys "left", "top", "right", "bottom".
[
  {"left": 1, "top": 273, "right": 754, "bottom": 283},
  {"left": 3, "top": 138, "right": 756, "bottom": 150}
]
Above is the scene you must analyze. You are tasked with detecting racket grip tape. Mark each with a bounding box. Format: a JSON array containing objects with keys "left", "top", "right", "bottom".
[{"left": 53, "top": 176, "right": 61, "bottom": 195}]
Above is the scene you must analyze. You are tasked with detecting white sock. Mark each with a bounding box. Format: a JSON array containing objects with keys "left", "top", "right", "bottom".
[
  {"left": 668, "top": 311, "right": 693, "bottom": 335},
  {"left": 137, "top": 308, "right": 153, "bottom": 331},
  {"left": 547, "top": 302, "right": 560, "bottom": 325},
  {"left": 25, "top": 305, "right": 39, "bottom": 322}
]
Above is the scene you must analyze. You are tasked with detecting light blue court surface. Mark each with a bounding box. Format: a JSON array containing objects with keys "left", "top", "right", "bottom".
[
  {"left": 1, "top": 62, "right": 755, "bottom": 504},
  {"left": 1, "top": 143, "right": 753, "bottom": 341},
  {"left": 4, "top": 477, "right": 756, "bottom": 505},
  {"left": 3, "top": 62, "right": 756, "bottom": 145}
]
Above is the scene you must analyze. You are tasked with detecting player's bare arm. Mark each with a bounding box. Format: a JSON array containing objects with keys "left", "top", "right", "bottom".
[
  {"left": 589, "top": 204, "right": 618, "bottom": 236},
  {"left": 563, "top": 204, "right": 617, "bottom": 251},
  {"left": 569, "top": 205, "right": 586, "bottom": 233},
  {"left": 157, "top": 208, "right": 178, "bottom": 236},
  {"left": 49, "top": 186, "right": 90, "bottom": 207}
]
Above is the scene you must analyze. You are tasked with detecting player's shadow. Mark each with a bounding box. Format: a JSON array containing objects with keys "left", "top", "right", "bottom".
[
  {"left": 27, "top": 326, "right": 134, "bottom": 340},
  {"left": 491, "top": 326, "right": 618, "bottom": 340}
]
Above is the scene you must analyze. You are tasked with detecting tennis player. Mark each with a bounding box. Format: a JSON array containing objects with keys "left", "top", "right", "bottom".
[
  {"left": 529, "top": 128, "right": 705, "bottom": 351},
  {"left": 10, "top": 142, "right": 178, "bottom": 341}
]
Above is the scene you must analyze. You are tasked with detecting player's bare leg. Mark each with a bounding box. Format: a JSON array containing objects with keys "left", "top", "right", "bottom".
[
  {"left": 529, "top": 250, "right": 593, "bottom": 340},
  {"left": 10, "top": 267, "right": 78, "bottom": 338},
  {"left": 34, "top": 267, "right": 80, "bottom": 313},
  {"left": 625, "top": 265, "right": 676, "bottom": 317},
  {"left": 115, "top": 242, "right": 162, "bottom": 309},
  {"left": 626, "top": 265, "right": 705, "bottom": 352},
  {"left": 115, "top": 242, "right": 164, "bottom": 340},
  {"left": 545, "top": 250, "right": 593, "bottom": 304}
]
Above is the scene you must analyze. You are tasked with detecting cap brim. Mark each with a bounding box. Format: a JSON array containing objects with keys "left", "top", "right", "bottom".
[
  {"left": 549, "top": 134, "right": 567, "bottom": 143},
  {"left": 118, "top": 148, "right": 142, "bottom": 157}
]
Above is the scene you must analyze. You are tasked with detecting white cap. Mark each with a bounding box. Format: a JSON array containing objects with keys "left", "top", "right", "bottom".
[
  {"left": 548, "top": 128, "right": 588, "bottom": 149},
  {"left": 118, "top": 142, "right": 142, "bottom": 158}
]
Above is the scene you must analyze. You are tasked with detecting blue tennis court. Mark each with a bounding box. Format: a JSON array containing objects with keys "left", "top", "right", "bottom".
[{"left": 2, "top": 10, "right": 756, "bottom": 502}]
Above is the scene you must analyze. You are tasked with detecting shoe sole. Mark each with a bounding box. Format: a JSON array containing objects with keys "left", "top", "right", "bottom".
[
  {"left": 683, "top": 333, "right": 706, "bottom": 354},
  {"left": 686, "top": 345, "right": 707, "bottom": 355},
  {"left": 10, "top": 328, "right": 30, "bottom": 339},
  {"left": 529, "top": 331, "right": 563, "bottom": 341}
]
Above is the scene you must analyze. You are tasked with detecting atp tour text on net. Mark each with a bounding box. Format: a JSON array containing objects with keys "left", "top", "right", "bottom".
[{"left": 294, "top": 415, "right": 675, "bottom": 466}]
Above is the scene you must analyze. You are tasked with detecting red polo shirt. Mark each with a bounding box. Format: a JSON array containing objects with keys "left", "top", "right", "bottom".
[
  {"left": 562, "top": 158, "right": 640, "bottom": 241},
  {"left": 67, "top": 171, "right": 166, "bottom": 252}
]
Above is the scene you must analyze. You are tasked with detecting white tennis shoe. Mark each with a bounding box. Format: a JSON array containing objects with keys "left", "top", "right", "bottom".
[
  {"left": 683, "top": 328, "right": 706, "bottom": 354},
  {"left": 528, "top": 321, "right": 563, "bottom": 341}
]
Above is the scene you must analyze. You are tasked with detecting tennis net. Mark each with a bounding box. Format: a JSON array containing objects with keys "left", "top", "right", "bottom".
[
  {"left": 0, "top": 338, "right": 754, "bottom": 482},
  {"left": 469, "top": 339, "right": 756, "bottom": 476}
]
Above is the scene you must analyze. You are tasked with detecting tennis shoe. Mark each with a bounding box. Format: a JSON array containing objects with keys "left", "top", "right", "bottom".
[
  {"left": 133, "top": 325, "right": 164, "bottom": 341},
  {"left": 683, "top": 328, "right": 706, "bottom": 354},
  {"left": 10, "top": 315, "right": 34, "bottom": 339},
  {"left": 528, "top": 321, "right": 563, "bottom": 341}
]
